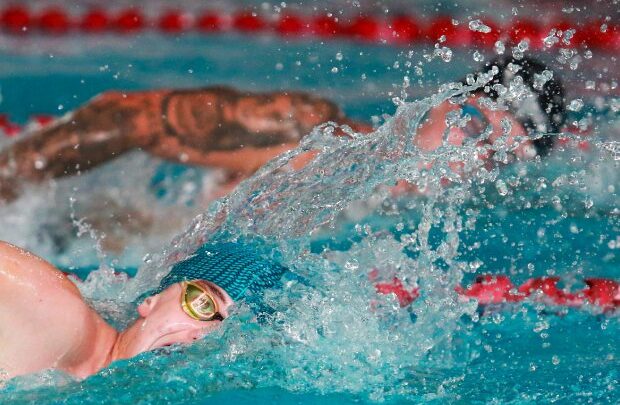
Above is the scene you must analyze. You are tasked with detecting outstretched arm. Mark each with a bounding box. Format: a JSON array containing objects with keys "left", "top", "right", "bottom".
[{"left": 0, "top": 86, "right": 370, "bottom": 202}]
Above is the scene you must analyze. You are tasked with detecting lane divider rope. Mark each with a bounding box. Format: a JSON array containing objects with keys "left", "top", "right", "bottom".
[
  {"left": 370, "top": 271, "right": 620, "bottom": 312},
  {"left": 0, "top": 5, "right": 618, "bottom": 51}
]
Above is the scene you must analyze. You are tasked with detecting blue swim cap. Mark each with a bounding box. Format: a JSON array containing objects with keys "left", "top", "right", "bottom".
[{"left": 152, "top": 241, "right": 288, "bottom": 302}]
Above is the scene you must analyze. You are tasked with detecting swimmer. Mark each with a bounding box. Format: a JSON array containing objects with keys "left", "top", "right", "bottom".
[
  {"left": 416, "top": 56, "right": 565, "bottom": 159},
  {"left": 391, "top": 56, "right": 566, "bottom": 193},
  {"left": 0, "top": 56, "right": 565, "bottom": 203},
  {"left": 0, "top": 239, "right": 287, "bottom": 380}
]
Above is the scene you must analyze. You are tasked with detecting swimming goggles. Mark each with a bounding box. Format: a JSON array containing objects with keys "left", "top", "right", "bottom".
[
  {"left": 460, "top": 103, "right": 491, "bottom": 141},
  {"left": 180, "top": 281, "right": 225, "bottom": 322}
]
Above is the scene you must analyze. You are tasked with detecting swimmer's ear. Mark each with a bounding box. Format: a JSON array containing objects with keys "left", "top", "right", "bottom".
[{"left": 137, "top": 295, "right": 159, "bottom": 317}]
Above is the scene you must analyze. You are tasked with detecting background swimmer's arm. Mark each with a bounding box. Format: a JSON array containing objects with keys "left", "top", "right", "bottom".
[
  {"left": 0, "top": 87, "right": 370, "bottom": 202},
  {"left": 0, "top": 91, "right": 162, "bottom": 202},
  {"left": 147, "top": 86, "right": 371, "bottom": 174}
]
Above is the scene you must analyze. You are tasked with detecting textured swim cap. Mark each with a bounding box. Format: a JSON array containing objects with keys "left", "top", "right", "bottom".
[
  {"left": 153, "top": 241, "right": 288, "bottom": 301},
  {"left": 479, "top": 56, "right": 566, "bottom": 156}
]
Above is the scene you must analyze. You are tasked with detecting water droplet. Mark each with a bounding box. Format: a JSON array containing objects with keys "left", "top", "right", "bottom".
[
  {"left": 331, "top": 67, "right": 339, "bottom": 73},
  {"left": 473, "top": 51, "right": 484, "bottom": 62},
  {"left": 468, "top": 19, "right": 491, "bottom": 33},
  {"left": 500, "top": 118, "right": 512, "bottom": 135},
  {"left": 495, "top": 180, "right": 508, "bottom": 196},
  {"left": 335, "top": 52, "right": 343, "bottom": 61},
  {"left": 494, "top": 41, "right": 505, "bottom": 55},
  {"left": 551, "top": 355, "right": 560, "bottom": 365},
  {"left": 568, "top": 99, "right": 584, "bottom": 112},
  {"left": 434, "top": 46, "right": 452, "bottom": 62},
  {"left": 34, "top": 157, "right": 47, "bottom": 170},
  {"left": 562, "top": 28, "right": 576, "bottom": 45},
  {"left": 543, "top": 29, "right": 560, "bottom": 48}
]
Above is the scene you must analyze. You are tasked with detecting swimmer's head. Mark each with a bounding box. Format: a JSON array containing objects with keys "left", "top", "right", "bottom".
[
  {"left": 415, "top": 56, "right": 566, "bottom": 162},
  {"left": 154, "top": 241, "right": 289, "bottom": 302},
  {"left": 122, "top": 241, "right": 288, "bottom": 357},
  {"left": 476, "top": 55, "right": 566, "bottom": 156}
]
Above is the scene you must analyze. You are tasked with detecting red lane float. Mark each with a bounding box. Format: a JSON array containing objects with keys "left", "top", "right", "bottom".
[
  {"left": 0, "top": 114, "right": 21, "bottom": 136},
  {"left": 80, "top": 9, "right": 110, "bottom": 32},
  {"left": 158, "top": 10, "right": 191, "bottom": 33},
  {"left": 425, "top": 16, "right": 472, "bottom": 46},
  {"left": 1, "top": 5, "right": 31, "bottom": 33},
  {"left": 0, "top": 5, "right": 617, "bottom": 51},
  {"left": 369, "top": 268, "right": 619, "bottom": 312},
  {"left": 37, "top": 7, "right": 72, "bottom": 34},
  {"left": 233, "top": 12, "right": 266, "bottom": 32},
  {"left": 508, "top": 19, "right": 544, "bottom": 48},
  {"left": 114, "top": 8, "right": 145, "bottom": 33},
  {"left": 311, "top": 14, "right": 342, "bottom": 37},
  {"left": 390, "top": 15, "right": 423, "bottom": 44},
  {"left": 389, "top": 274, "right": 619, "bottom": 311},
  {"left": 275, "top": 14, "right": 306, "bottom": 36},
  {"left": 196, "top": 12, "right": 223, "bottom": 32}
]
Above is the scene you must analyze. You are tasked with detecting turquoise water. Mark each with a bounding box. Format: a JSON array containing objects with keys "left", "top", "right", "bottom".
[{"left": 0, "top": 30, "right": 619, "bottom": 404}]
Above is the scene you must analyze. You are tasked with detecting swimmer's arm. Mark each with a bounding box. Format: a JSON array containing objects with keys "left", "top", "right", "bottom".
[
  {"left": 0, "top": 90, "right": 161, "bottom": 201},
  {"left": 148, "top": 87, "right": 370, "bottom": 174},
  {"left": 0, "top": 87, "right": 370, "bottom": 201}
]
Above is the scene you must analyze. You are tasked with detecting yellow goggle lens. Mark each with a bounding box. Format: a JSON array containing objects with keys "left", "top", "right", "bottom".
[{"left": 182, "top": 282, "right": 219, "bottom": 321}]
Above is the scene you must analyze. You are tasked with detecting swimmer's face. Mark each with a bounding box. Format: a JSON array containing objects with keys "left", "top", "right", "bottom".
[
  {"left": 122, "top": 280, "right": 233, "bottom": 357},
  {"left": 414, "top": 94, "right": 537, "bottom": 163}
]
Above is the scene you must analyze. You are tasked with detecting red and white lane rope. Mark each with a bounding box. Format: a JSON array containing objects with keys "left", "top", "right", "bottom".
[
  {"left": 372, "top": 272, "right": 620, "bottom": 312},
  {"left": 0, "top": 5, "right": 618, "bottom": 51}
]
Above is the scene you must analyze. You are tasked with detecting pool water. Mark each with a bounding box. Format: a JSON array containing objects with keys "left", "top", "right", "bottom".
[{"left": 1, "top": 20, "right": 619, "bottom": 405}]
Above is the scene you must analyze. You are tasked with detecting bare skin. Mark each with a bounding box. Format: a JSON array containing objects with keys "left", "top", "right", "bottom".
[
  {"left": 0, "top": 86, "right": 370, "bottom": 202},
  {"left": 0, "top": 241, "right": 232, "bottom": 380}
]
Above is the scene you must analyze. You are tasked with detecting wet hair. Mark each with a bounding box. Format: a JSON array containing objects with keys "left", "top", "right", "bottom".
[{"left": 471, "top": 56, "right": 566, "bottom": 156}]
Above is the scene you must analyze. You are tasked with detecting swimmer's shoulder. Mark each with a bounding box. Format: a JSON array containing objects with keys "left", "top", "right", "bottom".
[
  {"left": 0, "top": 242, "right": 98, "bottom": 378},
  {"left": 0, "top": 241, "right": 81, "bottom": 297}
]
